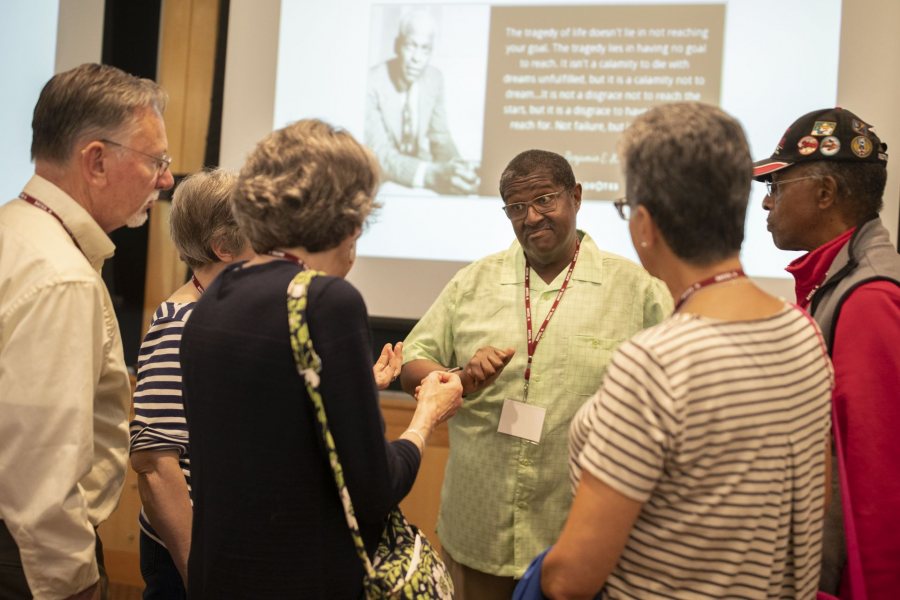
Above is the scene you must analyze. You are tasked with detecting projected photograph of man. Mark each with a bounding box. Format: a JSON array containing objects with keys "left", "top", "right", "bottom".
[{"left": 365, "top": 7, "right": 482, "bottom": 195}]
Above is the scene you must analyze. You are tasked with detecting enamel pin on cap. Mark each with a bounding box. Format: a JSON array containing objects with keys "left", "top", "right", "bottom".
[
  {"left": 752, "top": 107, "right": 888, "bottom": 181},
  {"left": 820, "top": 136, "right": 841, "bottom": 156},
  {"left": 797, "top": 136, "right": 819, "bottom": 155}
]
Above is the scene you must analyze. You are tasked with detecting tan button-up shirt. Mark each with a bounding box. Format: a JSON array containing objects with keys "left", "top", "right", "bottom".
[{"left": 0, "top": 175, "right": 131, "bottom": 599}]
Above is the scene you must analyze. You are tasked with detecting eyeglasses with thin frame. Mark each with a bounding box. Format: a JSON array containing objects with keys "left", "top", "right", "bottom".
[
  {"left": 764, "top": 176, "right": 820, "bottom": 197},
  {"left": 502, "top": 189, "right": 568, "bottom": 220},
  {"left": 101, "top": 138, "right": 172, "bottom": 178},
  {"left": 613, "top": 196, "right": 632, "bottom": 220}
]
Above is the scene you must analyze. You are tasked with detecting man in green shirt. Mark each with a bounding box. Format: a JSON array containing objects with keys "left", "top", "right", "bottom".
[{"left": 400, "top": 149, "right": 672, "bottom": 599}]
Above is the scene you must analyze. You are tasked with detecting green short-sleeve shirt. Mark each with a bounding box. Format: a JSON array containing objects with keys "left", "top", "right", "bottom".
[{"left": 403, "top": 231, "right": 672, "bottom": 576}]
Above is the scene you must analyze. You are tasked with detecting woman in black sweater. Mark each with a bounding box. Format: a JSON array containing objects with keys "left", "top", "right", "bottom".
[{"left": 180, "top": 119, "right": 462, "bottom": 598}]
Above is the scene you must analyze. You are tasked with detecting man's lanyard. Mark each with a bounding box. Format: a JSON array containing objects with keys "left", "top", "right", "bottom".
[
  {"left": 19, "top": 192, "right": 86, "bottom": 257},
  {"left": 523, "top": 238, "right": 581, "bottom": 399}
]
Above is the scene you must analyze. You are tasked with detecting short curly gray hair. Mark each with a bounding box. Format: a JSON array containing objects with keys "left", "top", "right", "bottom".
[
  {"left": 232, "top": 119, "right": 379, "bottom": 254},
  {"left": 169, "top": 169, "right": 246, "bottom": 270},
  {"left": 618, "top": 102, "right": 751, "bottom": 264}
]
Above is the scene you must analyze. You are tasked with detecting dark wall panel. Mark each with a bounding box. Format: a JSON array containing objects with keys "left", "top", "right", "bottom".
[{"left": 101, "top": 0, "right": 162, "bottom": 367}]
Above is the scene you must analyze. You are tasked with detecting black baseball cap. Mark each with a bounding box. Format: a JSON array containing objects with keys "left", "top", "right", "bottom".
[{"left": 752, "top": 107, "right": 888, "bottom": 181}]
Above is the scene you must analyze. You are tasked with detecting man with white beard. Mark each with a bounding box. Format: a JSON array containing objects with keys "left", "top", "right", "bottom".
[{"left": 0, "top": 63, "right": 173, "bottom": 600}]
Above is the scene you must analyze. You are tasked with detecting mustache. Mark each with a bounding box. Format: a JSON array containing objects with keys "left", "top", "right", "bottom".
[{"left": 523, "top": 223, "right": 552, "bottom": 235}]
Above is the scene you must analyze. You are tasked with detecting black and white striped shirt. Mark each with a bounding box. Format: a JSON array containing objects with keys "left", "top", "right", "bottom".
[
  {"left": 569, "top": 305, "right": 833, "bottom": 599},
  {"left": 129, "top": 301, "right": 194, "bottom": 545}
]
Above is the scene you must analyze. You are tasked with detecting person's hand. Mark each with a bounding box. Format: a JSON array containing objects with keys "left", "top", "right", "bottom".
[
  {"left": 373, "top": 342, "right": 403, "bottom": 390},
  {"left": 425, "top": 160, "right": 480, "bottom": 195},
  {"left": 461, "top": 346, "right": 515, "bottom": 395},
  {"left": 415, "top": 370, "right": 463, "bottom": 425}
]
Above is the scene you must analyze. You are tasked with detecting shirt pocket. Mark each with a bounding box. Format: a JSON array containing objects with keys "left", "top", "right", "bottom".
[{"left": 564, "top": 336, "right": 622, "bottom": 396}]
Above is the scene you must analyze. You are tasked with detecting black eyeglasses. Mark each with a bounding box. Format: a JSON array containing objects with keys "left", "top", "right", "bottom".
[
  {"left": 764, "top": 176, "right": 820, "bottom": 197},
  {"left": 101, "top": 138, "right": 172, "bottom": 178},
  {"left": 613, "top": 197, "right": 632, "bottom": 220},
  {"left": 502, "top": 189, "right": 567, "bottom": 221}
]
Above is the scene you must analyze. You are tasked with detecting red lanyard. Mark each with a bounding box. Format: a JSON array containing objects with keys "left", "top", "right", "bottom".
[
  {"left": 523, "top": 238, "right": 580, "bottom": 398},
  {"left": 19, "top": 192, "right": 86, "bottom": 257},
  {"left": 191, "top": 274, "right": 205, "bottom": 295},
  {"left": 675, "top": 268, "right": 746, "bottom": 312},
  {"left": 266, "top": 249, "right": 305, "bottom": 266},
  {"left": 800, "top": 282, "right": 823, "bottom": 309}
]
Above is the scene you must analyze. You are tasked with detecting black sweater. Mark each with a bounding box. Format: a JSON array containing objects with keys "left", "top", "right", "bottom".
[{"left": 181, "top": 260, "right": 420, "bottom": 598}]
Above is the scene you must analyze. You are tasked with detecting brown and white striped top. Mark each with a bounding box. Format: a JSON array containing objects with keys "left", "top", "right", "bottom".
[{"left": 569, "top": 305, "right": 833, "bottom": 599}]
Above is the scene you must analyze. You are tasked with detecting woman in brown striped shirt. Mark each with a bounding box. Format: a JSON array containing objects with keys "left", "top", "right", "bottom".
[{"left": 539, "top": 103, "right": 834, "bottom": 599}]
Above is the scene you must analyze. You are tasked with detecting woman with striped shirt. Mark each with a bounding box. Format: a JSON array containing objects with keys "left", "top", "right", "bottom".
[
  {"left": 539, "top": 103, "right": 834, "bottom": 599},
  {"left": 129, "top": 169, "right": 254, "bottom": 597}
]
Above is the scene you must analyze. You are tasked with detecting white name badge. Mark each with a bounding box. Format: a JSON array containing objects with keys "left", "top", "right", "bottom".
[{"left": 498, "top": 398, "right": 546, "bottom": 444}]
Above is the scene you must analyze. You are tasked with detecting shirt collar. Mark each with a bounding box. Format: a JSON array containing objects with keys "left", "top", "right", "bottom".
[
  {"left": 500, "top": 230, "right": 603, "bottom": 287},
  {"left": 22, "top": 174, "right": 116, "bottom": 272},
  {"left": 786, "top": 227, "right": 855, "bottom": 308}
]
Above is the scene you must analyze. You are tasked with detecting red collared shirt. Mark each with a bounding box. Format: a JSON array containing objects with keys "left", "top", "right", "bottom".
[
  {"left": 788, "top": 228, "right": 900, "bottom": 598},
  {"left": 786, "top": 227, "right": 855, "bottom": 310}
]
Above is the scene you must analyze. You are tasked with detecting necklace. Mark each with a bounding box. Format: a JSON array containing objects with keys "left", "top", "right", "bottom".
[
  {"left": 675, "top": 269, "right": 746, "bottom": 312},
  {"left": 266, "top": 249, "right": 304, "bottom": 266},
  {"left": 191, "top": 274, "right": 204, "bottom": 295}
]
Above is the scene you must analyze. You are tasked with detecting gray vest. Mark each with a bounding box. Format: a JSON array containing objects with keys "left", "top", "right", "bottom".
[
  {"left": 811, "top": 217, "right": 900, "bottom": 594},
  {"left": 810, "top": 217, "right": 900, "bottom": 353}
]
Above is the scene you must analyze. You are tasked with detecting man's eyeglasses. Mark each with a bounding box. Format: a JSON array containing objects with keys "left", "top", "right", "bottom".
[
  {"left": 502, "top": 189, "right": 567, "bottom": 221},
  {"left": 101, "top": 138, "right": 172, "bottom": 178},
  {"left": 764, "top": 176, "right": 819, "bottom": 197},
  {"left": 613, "top": 196, "right": 632, "bottom": 220}
]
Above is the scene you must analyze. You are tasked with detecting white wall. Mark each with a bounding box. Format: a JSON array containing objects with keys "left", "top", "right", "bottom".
[
  {"left": 837, "top": 0, "right": 900, "bottom": 247},
  {"left": 0, "top": 1, "right": 61, "bottom": 204},
  {"left": 0, "top": 0, "right": 104, "bottom": 205},
  {"left": 56, "top": 0, "right": 105, "bottom": 73},
  {"left": 220, "top": 0, "right": 281, "bottom": 173}
]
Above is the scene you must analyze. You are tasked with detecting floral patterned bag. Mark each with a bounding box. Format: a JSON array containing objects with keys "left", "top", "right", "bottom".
[{"left": 287, "top": 270, "right": 454, "bottom": 599}]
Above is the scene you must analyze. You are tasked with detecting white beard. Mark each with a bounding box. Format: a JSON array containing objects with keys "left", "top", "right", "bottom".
[
  {"left": 125, "top": 209, "right": 149, "bottom": 228},
  {"left": 125, "top": 197, "right": 155, "bottom": 228}
]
